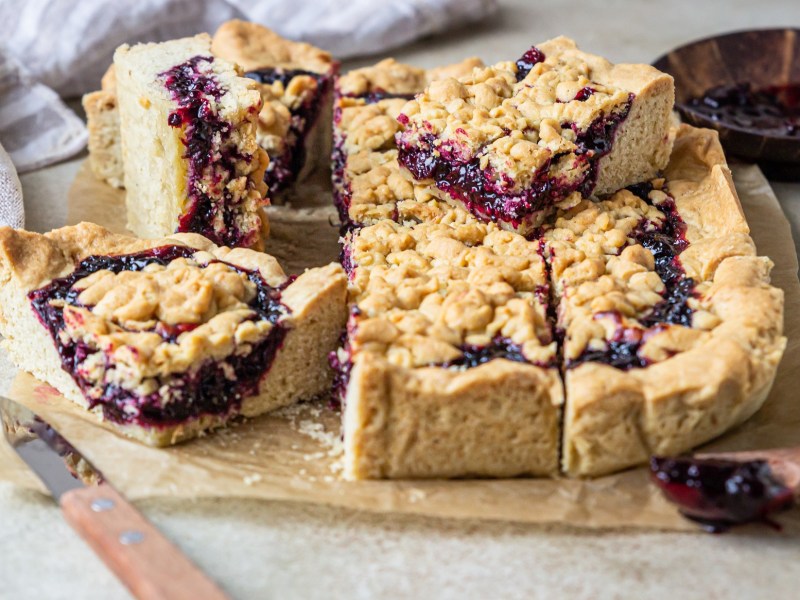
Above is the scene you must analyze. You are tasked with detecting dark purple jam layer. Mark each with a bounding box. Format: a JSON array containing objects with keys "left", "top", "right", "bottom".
[
  {"left": 28, "top": 246, "right": 290, "bottom": 429},
  {"left": 650, "top": 455, "right": 795, "bottom": 533},
  {"left": 246, "top": 67, "right": 333, "bottom": 195},
  {"left": 327, "top": 307, "right": 360, "bottom": 407},
  {"left": 340, "top": 89, "right": 416, "bottom": 105},
  {"left": 396, "top": 102, "right": 632, "bottom": 228},
  {"left": 441, "top": 337, "right": 530, "bottom": 369},
  {"left": 686, "top": 82, "right": 800, "bottom": 137},
  {"left": 568, "top": 185, "right": 695, "bottom": 370},
  {"left": 161, "top": 57, "right": 256, "bottom": 248},
  {"left": 331, "top": 134, "right": 352, "bottom": 228}
]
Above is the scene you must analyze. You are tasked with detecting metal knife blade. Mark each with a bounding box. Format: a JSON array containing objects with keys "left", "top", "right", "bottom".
[{"left": 0, "top": 395, "right": 87, "bottom": 499}]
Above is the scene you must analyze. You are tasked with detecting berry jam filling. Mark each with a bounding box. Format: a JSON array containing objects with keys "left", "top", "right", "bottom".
[
  {"left": 440, "top": 337, "right": 529, "bottom": 369},
  {"left": 327, "top": 307, "right": 360, "bottom": 407},
  {"left": 650, "top": 455, "right": 795, "bottom": 532},
  {"left": 161, "top": 57, "right": 257, "bottom": 248},
  {"left": 396, "top": 102, "right": 633, "bottom": 229},
  {"left": 338, "top": 88, "right": 416, "bottom": 106},
  {"left": 685, "top": 82, "right": 800, "bottom": 137},
  {"left": 245, "top": 68, "right": 332, "bottom": 194},
  {"left": 28, "top": 246, "right": 291, "bottom": 428},
  {"left": 569, "top": 185, "right": 696, "bottom": 370},
  {"left": 331, "top": 135, "right": 352, "bottom": 228},
  {"left": 515, "top": 46, "right": 546, "bottom": 81}
]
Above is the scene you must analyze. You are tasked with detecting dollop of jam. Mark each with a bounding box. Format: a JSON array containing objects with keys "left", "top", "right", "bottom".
[
  {"left": 650, "top": 455, "right": 795, "bottom": 532},
  {"left": 29, "top": 247, "right": 291, "bottom": 428},
  {"left": 686, "top": 82, "right": 800, "bottom": 137}
]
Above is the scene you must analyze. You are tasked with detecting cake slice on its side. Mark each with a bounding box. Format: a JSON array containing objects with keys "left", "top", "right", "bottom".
[
  {"left": 82, "top": 66, "right": 123, "bottom": 188},
  {"left": 396, "top": 37, "right": 675, "bottom": 235},
  {"left": 543, "top": 126, "right": 786, "bottom": 477},
  {"left": 212, "top": 20, "right": 338, "bottom": 198},
  {"left": 335, "top": 218, "right": 563, "bottom": 479},
  {"left": 115, "top": 34, "right": 269, "bottom": 250},
  {"left": 0, "top": 223, "right": 347, "bottom": 446},
  {"left": 333, "top": 58, "right": 483, "bottom": 230}
]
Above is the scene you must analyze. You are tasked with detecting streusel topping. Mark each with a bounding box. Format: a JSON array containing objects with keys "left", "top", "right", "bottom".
[
  {"left": 58, "top": 256, "right": 285, "bottom": 384},
  {"left": 542, "top": 182, "right": 751, "bottom": 365},
  {"left": 212, "top": 20, "right": 334, "bottom": 74},
  {"left": 333, "top": 58, "right": 485, "bottom": 228},
  {"left": 397, "top": 43, "right": 632, "bottom": 191},
  {"left": 346, "top": 219, "right": 555, "bottom": 367},
  {"left": 337, "top": 58, "right": 482, "bottom": 98}
]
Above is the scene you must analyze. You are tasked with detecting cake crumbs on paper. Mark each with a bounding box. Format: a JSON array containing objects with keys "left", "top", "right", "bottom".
[
  {"left": 243, "top": 473, "right": 263, "bottom": 486},
  {"left": 408, "top": 488, "right": 427, "bottom": 503},
  {"left": 303, "top": 451, "right": 328, "bottom": 461}
]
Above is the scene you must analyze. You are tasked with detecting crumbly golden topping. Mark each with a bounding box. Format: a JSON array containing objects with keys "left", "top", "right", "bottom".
[
  {"left": 334, "top": 58, "right": 485, "bottom": 227},
  {"left": 398, "top": 40, "right": 632, "bottom": 191},
  {"left": 211, "top": 20, "right": 335, "bottom": 162},
  {"left": 337, "top": 58, "right": 482, "bottom": 97},
  {"left": 346, "top": 219, "right": 555, "bottom": 367},
  {"left": 54, "top": 250, "right": 288, "bottom": 398},
  {"left": 255, "top": 74, "right": 323, "bottom": 156},
  {"left": 212, "top": 20, "right": 334, "bottom": 74},
  {"left": 542, "top": 182, "right": 756, "bottom": 362}
]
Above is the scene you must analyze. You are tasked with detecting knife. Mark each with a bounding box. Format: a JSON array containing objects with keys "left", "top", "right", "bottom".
[{"left": 0, "top": 395, "right": 229, "bottom": 600}]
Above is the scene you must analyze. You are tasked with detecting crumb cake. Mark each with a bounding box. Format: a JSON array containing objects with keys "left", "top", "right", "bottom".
[
  {"left": 82, "top": 66, "right": 124, "bottom": 188},
  {"left": 332, "top": 57, "right": 483, "bottom": 229},
  {"left": 115, "top": 34, "right": 269, "bottom": 249},
  {"left": 212, "top": 20, "right": 338, "bottom": 196},
  {"left": 544, "top": 125, "right": 785, "bottom": 476},
  {"left": 0, "top": 223, "right": 347, "bottom": 446},
  {"left": 333, "top": 122, "right": 785, "bottom": 479},
  {"left": 396, "top": 37, "right": 675, "bottom": 234},
  {"left": 334, "top": 218, "right": 563, "bottom": 479}
]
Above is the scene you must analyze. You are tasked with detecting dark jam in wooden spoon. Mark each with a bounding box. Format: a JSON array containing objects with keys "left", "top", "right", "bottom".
[
  {"left": 686, "top": 82, "right": 800, "bottom": 137},
  {"left": 650, "top": 455, "right": 795, "bottom": 532}
]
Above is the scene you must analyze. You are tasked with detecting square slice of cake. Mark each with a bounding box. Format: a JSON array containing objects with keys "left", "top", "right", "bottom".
[
  {"left": 333, "top": 58, "right": 483, "bottom": 230},
  {"left": 212, "top": 20, "right": 338, "bottom": 198},
  {"left": 396, "top": 37, "right": 675, "bottom": 235},
  {"left": 334, "top": 218, "right": 563, "bottom": 479},
  {"left": 115, "top": 34, "right": 269, "bottom": 249},
  {"left": 0, "top": 223, "right": 347, "bottom": 446},
  {"left": 82, "top": 66, "right": 124, "bottom": 188},
  {"left": 543, "top": 126, "right": 786, "bottom": 476}
]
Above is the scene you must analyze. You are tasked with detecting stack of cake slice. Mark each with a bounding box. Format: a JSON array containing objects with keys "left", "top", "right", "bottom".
[{"left": 84, "top": 22, "right": 338, "bottom": 202}]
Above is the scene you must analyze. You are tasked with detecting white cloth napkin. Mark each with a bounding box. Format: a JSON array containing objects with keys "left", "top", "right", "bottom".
[
  {"left": 0, "top": 141, "right": 23, "bottom": 229},
  {"left": 0, "top": 0, "right": 497, "bottom": 229}
]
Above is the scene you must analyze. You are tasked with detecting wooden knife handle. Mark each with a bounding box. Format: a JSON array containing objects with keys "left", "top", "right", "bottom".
[{"left": 60, "top": 484, "right": 229, "bottom": 600}]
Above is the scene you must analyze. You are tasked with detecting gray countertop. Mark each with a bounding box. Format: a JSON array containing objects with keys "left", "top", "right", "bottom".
[{"left": 3, "top": 1, "right": 800, "bottom": 598}]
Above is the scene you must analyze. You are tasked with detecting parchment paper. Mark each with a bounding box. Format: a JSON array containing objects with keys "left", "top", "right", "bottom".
[{"left": 2, "top": 160, "right": 798, "bottom": 531}]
